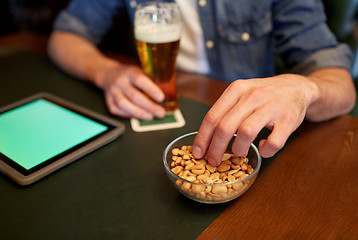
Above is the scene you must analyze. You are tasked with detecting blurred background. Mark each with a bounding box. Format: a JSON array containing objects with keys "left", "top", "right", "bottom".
[
  {"left": 0, "top": 0, "right": 137, "bottom": 57},
  {"left": 0, "top": 0, "right": 70, "bottom": 35}
]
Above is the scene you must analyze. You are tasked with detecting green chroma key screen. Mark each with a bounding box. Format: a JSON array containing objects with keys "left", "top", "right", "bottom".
[{"left": 0, "top": 99, "right": 108, "bottom": 171}]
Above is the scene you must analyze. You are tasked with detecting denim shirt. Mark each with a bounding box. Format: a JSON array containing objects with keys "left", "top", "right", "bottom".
[{"left": 54, "top": 0, "right": 353, "bottom": 82}]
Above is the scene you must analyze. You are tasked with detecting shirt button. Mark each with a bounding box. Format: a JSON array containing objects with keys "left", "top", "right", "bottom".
[
  {"left": 199, "top": 0, "right": 207, "bottom": 7},
  {"left": 241, "top": 32, "right": 250, "bottom": 42},
  {"left": 206, "top": 40, "right": 214, "bottom": 49},
  {"left": 130, "top": 0, "right": 137, "bottom": 8}
]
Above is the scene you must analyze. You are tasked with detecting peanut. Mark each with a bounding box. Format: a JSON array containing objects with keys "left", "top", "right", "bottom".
[
  {"left": 181, "top": 182, "right": 191, "bottom": 191},
  {"left": 185, "top": 162, "right": 195, "bottom": 171},
  {"left": 217, "top": 163, "right": 230, "bottom": 172},
  {"left": 171, "top": 166, "right": 183, "bottom": 175},
  {"left": 212, "top": 185, "right": 227, "bottom": 194},
  {"left": 191, "top": 184, "right": 205, "bottom": 193},
  {"left": 222, "top": 153, "right": 232, "bottom": 161}
]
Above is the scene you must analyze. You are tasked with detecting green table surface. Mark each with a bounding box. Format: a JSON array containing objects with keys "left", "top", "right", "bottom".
[{"left": 0, "top": 48, "right": 274, "bottom": 239}]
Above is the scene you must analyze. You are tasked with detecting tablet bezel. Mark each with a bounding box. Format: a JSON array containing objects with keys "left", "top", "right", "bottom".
[{"left": 0, "top": 92, "right": 125, "bottom": 185}]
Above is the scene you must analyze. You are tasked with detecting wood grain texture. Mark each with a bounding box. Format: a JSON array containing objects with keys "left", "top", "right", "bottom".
[{"left": 197, "top": 115, "right": 358, "bottom": 239}]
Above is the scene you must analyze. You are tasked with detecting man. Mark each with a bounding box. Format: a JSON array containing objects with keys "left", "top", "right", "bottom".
[{"left": 48, "top": 0, "right": 356, "bottom": 166}]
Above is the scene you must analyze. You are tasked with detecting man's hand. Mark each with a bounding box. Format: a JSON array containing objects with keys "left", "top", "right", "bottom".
[
  {"left": 193, "top": 68, "right": 355, "bottom": 166},
  {"left": 192, "top": 73, "right": 330, "bottom": 166},
  {"left": 48, "top": 32, "right": 166, "bottom": 120},
  {"left": 99, "top": 63, "right": 166, "bottom": 120}
]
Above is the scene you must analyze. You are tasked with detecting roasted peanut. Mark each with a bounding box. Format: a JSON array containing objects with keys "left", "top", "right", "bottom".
[
  {"left": 172, "top": 148, "right": 180, "bottom": 155},
  {"left": 247, "top": 165, "right": 254, "bottom": 174},
  {"left": 241, "top": 162, "right": 248, "bottom": 171},
  {"left": 171, "top": 166, "right": 183, "bottom": 175},
  {"left": 227, "top": 175, "right": 236, "bottom": 182},
  {"left": 231, "top": 164, "right": 241, "bottom": 170},
  {"left": 182, "top": 153, "right": 191, "bottom": 160},
  {"left": 191, "top": 184, "right": 205, "bottom": 193},
  {"left": 228, "top": 169, "right": 239, "bottom": 175},
  {"left": 181, "top": 182, "right": 191, "bottom": 191},
  {"left": 191, "top": 164, "right": 205, "bottom": 175},
  {"left": 205, "top": 164, "right": 216, "bottom": 173},
  {"left": 185, "top": 175, "right": 196, "bottom": 182},
  {"left": 217, "top": 163, "right": 230, "bottom": 172},
  {"left": 185, "top": 162, "right": 195, "bottom": 170},
  {"left": 212, "top": 185, "right": 227, "bottom": 194},
  {"left": 236, "top": 170, "right": 247, "bottom": 177},
  {"left": 231, "top": 157, "right": 244, "bottom": 165},
  {"left": 222, "top": 153, "right": 232, "bottom": 161}
]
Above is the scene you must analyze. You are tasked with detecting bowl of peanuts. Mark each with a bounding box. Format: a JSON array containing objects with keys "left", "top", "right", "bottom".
[{"left": 163, "top": 132, "right": 262, "bottom": 204}]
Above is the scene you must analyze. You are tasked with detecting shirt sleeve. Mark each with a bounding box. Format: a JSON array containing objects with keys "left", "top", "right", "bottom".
[
  {"left": 291, "top": 44, "right": 354, "bottom": 75},
  {"left": 53, "top": 0, "right": 123, "bottom": 44},
  {"left": 273, "top": 0, "right": 354, "bottom": 74}
]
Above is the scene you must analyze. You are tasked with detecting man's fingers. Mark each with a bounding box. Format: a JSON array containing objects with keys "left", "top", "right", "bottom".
[
  {"left": 258, "top": 118, "right": 298, "bottom": 158},
  {"left": 106, "top": 90, "right": 154, "bottom": 120},
  {"left": 231, "top": 112, "right": 268, "bottom": 157},
  {"left": 131, "top": 72, "right": 165, "bottom": 102},
  {"left": 202, "top": 87, "right": 269, "bottom": 165},
  {"left": 120, "top": 80, "right": 166, "bottom": 118},
  {"left": 192, "top": 81, "right": 246, "bottom": 160}
]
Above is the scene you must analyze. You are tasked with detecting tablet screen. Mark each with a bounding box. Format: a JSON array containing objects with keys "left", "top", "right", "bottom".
[{"left": 0, "top": 98, "right": 115, "bottom": 175}]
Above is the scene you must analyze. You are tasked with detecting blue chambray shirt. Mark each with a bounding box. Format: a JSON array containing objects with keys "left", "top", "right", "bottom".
[{"left": 53, "top": 0, "right": 353, "bottom": 83}]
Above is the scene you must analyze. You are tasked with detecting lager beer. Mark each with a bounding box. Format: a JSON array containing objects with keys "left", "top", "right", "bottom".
[{"left": 134, "top": 2, "right": 181, "bottom": 111}]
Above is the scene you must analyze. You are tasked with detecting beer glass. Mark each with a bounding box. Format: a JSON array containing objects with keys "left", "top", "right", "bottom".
[{"left": 134, "top": 1, "right": 181, "bottom": 111}]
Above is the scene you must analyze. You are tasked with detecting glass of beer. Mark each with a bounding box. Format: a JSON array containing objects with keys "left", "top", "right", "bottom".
[{"left": 134, "top": 1, "right": 181, "bottom": 111}]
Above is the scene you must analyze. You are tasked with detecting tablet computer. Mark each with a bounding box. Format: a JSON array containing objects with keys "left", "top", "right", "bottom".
[{"left": 0, "top": 92, "right": 125, "bottom": 185}]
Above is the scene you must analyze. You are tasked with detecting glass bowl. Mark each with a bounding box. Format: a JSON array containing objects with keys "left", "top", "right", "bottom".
[{"left": 163, "top": 131, "right": 262, "bottom": 204}]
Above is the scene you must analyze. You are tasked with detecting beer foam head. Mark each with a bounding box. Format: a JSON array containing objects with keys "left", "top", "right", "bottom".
[{"left": 135, "top": 24, "right": 181, "bottom": 43}]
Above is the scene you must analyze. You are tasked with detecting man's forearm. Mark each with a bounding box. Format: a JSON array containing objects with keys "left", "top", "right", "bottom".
[
  {"left": 305, "top": 67, "right": 356, "bottom": 121},
  {"left": 47, "top": 31, "right": 120, "bottom": 89}
]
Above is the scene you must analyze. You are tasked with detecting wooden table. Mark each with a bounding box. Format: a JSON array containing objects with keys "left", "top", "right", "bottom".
[
  {"left": 199, "top": 115, "right": 358, "bottom": 239},
  {"left": 1, "top": 32, "right": 358, "bottom": 239}
]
